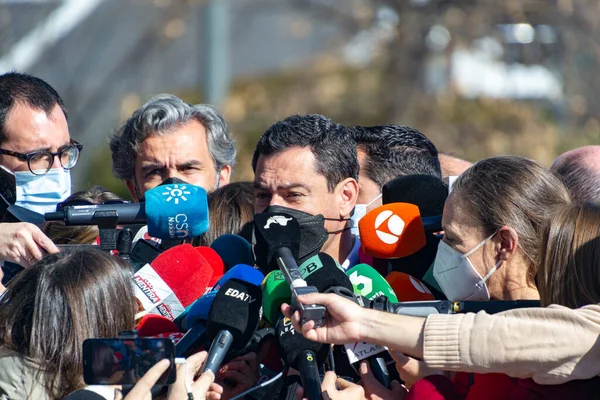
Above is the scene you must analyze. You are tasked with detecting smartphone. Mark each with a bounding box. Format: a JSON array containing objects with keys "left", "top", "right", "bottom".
[
  {"left": 83, "top": 338, "right": 176, "bottom": 385},
  {"left": 0, "top": 165, "right": 16, "bottom": 205},
  {"left": 130, "top": 239, "right": 162, "bottom": 272}
]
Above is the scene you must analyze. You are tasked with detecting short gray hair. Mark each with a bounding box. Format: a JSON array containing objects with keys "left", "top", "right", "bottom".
[{"left": 109, "top": 94, "right": 236, "bottom": 181}]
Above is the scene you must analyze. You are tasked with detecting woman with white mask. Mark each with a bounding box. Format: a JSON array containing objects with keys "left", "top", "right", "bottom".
[
  {"left": 432, "top": 156, "right": 570, "bottom": 302},
  {"left": 393, "top": 156, "right": 572, "bottom": 393}
]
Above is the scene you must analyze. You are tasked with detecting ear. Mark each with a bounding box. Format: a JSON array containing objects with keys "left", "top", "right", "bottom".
[
  {"left": 125, "top": 179, "right": 140, "bottom": 202},
  {"left": 218, "top": 165, "right": 232, "bottom": 188},
  {"left": 496, "top": 226, "right": 519, "bottom": 261},
  {"left": 337, "top": 177, "right": 359, "bottom": 218}
]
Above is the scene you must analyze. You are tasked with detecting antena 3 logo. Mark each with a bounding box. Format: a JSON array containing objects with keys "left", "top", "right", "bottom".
[
  {"left": 264, "top": 215, "right": 293, "bottom": 229},
  {"left": 162, "top": 184, "right": 191, "bottom": 205},
  {"left": 374, "top": 210, "right": 405, "bottom": 244},
  {"left": 359, "top": 203, "right": 426, "bottom": 258}
]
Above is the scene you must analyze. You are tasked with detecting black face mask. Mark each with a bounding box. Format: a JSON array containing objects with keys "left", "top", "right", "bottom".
[
  {"left": 260, "top": 205, "right": 329, "bottom": 265},
  {"left": 160, "top": 177, "right": 188, "bottom": 186},
  {"left": 258, "top": 205, "right": 351, "bottom": 264}
]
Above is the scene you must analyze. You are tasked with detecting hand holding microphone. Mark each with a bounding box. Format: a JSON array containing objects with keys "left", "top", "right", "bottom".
[
  {"left": 281, "top": 291, "right": 365, "bottom": 345},
  {"left": 296, "top": 371, "right": 365, "bottom": 400},
  {"left": 118, "top": 352, "right": 218, "bottom": 400},
  {"left": 213, "top": 352, "right": 259, "bottom": 400},
  {"left": 358, "top": 361, "right": 406, "bottom": 400},
  {"left": 281, "top": 291, "right": 428, "bottom": 362}
]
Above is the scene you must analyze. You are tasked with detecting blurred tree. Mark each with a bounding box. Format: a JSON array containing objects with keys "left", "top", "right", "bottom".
[{"left": 81, "top": 0, "right": 600, "bottom": 189}]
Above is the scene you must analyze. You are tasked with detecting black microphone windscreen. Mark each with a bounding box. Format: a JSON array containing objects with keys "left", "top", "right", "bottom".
[
  {"left": 304, "top": 253, "right": 353, "bottom": 293},
  {"left": 253, "top": 212, "right": 301, "bottom": 272},
  {"left": 207, "top": 279, "right": 263, "bottom": 350},
  {"left": 331, "top": 344, "right": 360, "bottom": 382},
  {"left": 275, "top": 316, "right": 327, "bottom": 369},
  {"left": 382, "top": 175, "right": 447, "bottom": 217},
  {"left": 210, "top": 234, "right": 254, "bottom": 270},
  {"left": 388, "top": 234, "right": 442, "bottom": 283}
]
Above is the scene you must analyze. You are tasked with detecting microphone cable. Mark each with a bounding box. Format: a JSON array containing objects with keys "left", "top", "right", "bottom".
[{"left": 229, "top": 368, "right": 286, "bottom": 400}]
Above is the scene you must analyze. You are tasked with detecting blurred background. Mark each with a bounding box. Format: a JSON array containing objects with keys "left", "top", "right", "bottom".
[{"left": 1, "top": 0, "right": 598, "bottom": 199}]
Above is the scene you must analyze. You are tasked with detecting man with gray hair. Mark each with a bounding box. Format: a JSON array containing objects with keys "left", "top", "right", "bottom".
[
  {"left": 551, "top": 145, "right": 600, "bottom": 204},
  {"left": 109, "top": 94, "right": 236, "bottom": 200}
]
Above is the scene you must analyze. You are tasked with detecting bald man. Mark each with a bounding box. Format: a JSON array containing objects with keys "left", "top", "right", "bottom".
[{"left": 551, "top": 145, "right": 600, "bottom": 204}]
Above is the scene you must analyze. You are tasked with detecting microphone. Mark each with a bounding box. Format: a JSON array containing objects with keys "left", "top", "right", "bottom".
[
  {"left": 276, "top": 316, "right": 327, "bottom": 400},
  {"left": 130, "top": 239, "right": 163, "bottom": 272},
  {"left": 175, "top": 265, "right": 265, "bottom": 357},
  {"left": 195, "top": 246, "right": 225, "bottom": 287},
  {"left": 346, "top": 264, "right": 398, "bottom": 302},
  {"left": 294, "top": 254, "right": 384, "bottom": 387},
  {"left": 210, "top": 234, "right": 254, "bottom": 271},
  {"left": 456, "top": 300, "right": 540, "bottom": 314},
  {"left": 212, "top": 264, "right": 265, "bottom": 292},
  {"left": 367, "top": 299, "right": 540, "bottom": 316},
  {"left": 262, "top": 252, "right": 353, "bottom": 325},
  {"left": 262, "top": 270, "right": 292, "bottom": 325},
  {"left": 253, "top": 212, "right": 326, "bottom": 328},
  {"left": 137, "top": 314, "right": 180, "bottom": 337},
  {"left": 303, "top": 253, "right": 353, "bottom": 294},
  {"left": 385, "top": 271, "right": 435, "bottom": 301},
  {"left": 132, "top": 244, "right": 213, "bottom": 321},
  {"left": 252, "top": 212, "right": 301, "bottom": 273},
  {"left": 184, "top": 264, "right": 265, "bottom": 330},
  {"left": 44, "top": 183, "right": 209, "bottom": 240},
  {"left": 380, "top": 175, "right": 446, "bottom": 281},
  {"left": 203, "top": 278, "right": 263, "bottom": 374},
  {"left": 358, "top": 203, "right": 426, "bottom": 259},
  {"left": 382, "top": 175, "right": 447, "bottom": 218},
  {"left": 344, "top": 264, "right": 395, "bottom": 388},
  {"left": 176, "top": 291, "right": 214, "bottom": 358}
]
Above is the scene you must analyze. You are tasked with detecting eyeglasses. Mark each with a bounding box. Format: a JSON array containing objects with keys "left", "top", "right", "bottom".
[
  {"left": 0, "top": 139, "right": 83, "bottom": 176},
  {"left": 56, "top": 199, "right": 129, "bottom": 212}
]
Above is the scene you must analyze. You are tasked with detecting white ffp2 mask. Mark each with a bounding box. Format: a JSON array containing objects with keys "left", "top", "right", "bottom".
[{"left": 432, "top": 232, "right": 502, "bottom": 301}]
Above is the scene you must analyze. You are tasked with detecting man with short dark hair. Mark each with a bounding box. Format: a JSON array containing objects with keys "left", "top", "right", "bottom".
[
  {"left": 349, "top": 125, "right": 441, "bottom": 221},
  {"left": 551, "top": 145, "right": 600, "bottom": 204},
  {"left": 0, "top": 72, "right": 79, "bottom": 267},
  {"left": 252, "top": 114, "right": 359, "bottom": 267}
]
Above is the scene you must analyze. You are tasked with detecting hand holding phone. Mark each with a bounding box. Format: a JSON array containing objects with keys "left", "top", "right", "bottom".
[
  {"left": 83, "top": 338, "right": 176, "bottom": 386},
  {"left": 115, "top": 351, "right": 219, "bottom": 400}
]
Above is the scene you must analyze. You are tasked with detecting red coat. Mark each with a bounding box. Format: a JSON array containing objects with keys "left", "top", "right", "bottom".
[{"left": 407, "top": 372, "right": 600, "bottom": 400}]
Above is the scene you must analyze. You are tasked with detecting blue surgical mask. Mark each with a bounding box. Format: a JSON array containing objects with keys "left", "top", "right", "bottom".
[{"left": 14, "top": 168, "right": 71, "bottom": 215}]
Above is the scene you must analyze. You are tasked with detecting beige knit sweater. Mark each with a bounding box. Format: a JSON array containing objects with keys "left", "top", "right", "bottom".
[{"left": 422, "top": 304, "right": 600, "bottom": 385}]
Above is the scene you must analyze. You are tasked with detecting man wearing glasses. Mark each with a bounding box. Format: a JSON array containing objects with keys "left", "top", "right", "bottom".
[{"left": 0, "top": 72, "right": 82, "bottom": 267}]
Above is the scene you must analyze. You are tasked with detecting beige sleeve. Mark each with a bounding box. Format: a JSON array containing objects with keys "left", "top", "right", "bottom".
[{"left": 422, "top": 304, "right": 600, "bottom": 385}]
